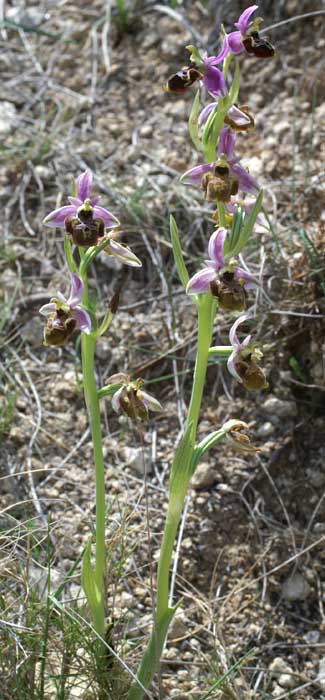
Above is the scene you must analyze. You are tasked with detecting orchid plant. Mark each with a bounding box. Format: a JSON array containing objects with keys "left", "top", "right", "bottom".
[{"left": 39, "top": 4, "right": 274, "bottom": 697}]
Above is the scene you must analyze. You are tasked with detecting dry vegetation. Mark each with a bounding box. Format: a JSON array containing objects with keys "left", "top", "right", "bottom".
[{"left": 0, "top": 0, "right": 325, "bottom": 698}]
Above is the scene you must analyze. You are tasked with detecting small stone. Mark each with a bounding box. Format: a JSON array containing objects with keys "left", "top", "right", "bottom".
[
  {"left": 169, "top": 609, "right": 187, "bottom": 640},
  {"left": 262, "top": 396, "right": 298, "bottom": 419},
  {"left": 0, "top": 101, "right": 17, "bottom": 136},
  {"left": 123, "top": 446, "right": 152, "bottom": 475},
  {"left": 281, "top": 572, "right": 310, "bottom": 601},
  {"left": 257, "top": 421, "right": 275, "bottom": 438},
  {"left": 317, "top": 658, "right": 325, "bottom": 691},
  {"left": 191, "top": 462, "right": 216, "bottom": 490}
]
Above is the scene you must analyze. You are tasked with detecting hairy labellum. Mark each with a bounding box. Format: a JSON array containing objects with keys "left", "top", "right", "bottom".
[
  {"left": 243, "top": 32, "right": 275, "bottom": 59},
  {"left": 201, "top": 170, "right": 238, "bottom": 203},
  {"left": 165, "top": 65, "right": 203, "bottom": 93},
  {"left": 64, "top": 215, "right": 105, "bottom": 247},
  {"left": 210, "top": 273, "right": 247, "bottom": 312},
  {"left": 44, "top": 310, "right": 77, "bottom": 346},
  {"left": 234, "top": 358, "right": 268, "bottom": 391}
]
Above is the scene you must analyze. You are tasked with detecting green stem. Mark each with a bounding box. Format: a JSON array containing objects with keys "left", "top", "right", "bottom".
[
  {"left": 209, "top": 345, "right": 232, "bottom": 356},
  {"left": 127, "top": 295, "right": 214, "bottom": 699},
  {"left": 80, "top": 272, "right": 106, "bottom": 638},
  {"left": 217, "top": 201, "right": 227, "bottom": 228}
]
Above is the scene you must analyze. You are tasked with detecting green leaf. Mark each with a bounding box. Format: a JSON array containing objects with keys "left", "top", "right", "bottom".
[
  {"left": 188, "top": 90, "right": 202, "bottom": 152},
  {"left": 228, "top": 59, "right": 240, "bottom": 106},
  {"left": 64, "top": 234, "right": 78, "bottom": 273},
  {"left": 226, "top": 190, "right": 264, "bottom": 258},
  {"left": 169, "top": 420, "right": 194, "bottom": 497},
  {"left": 222, "top": 206, "right": 244, "bottom": 259},
  {"left": 202, "top": 99, "right": 229, "bottom": 163},
  {"left": 79, "top": 236, "right": 112, "bottom": 277},
  {"left": 169, "top": 215, "right": 189, "bottom": 289},
  {"left": 81, "top": 540, "right": 101, "bottom": 620}
]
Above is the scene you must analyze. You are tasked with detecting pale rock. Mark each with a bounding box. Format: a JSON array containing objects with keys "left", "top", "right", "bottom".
[
  {"left": 191, "top": 462, "right": 216, "bottom": 490},
  {"left": 317, "top": 657, "right": 325, "bottom": 691},
  {"left": 0, "top": 101, "right": 17, "bottom": 136},
  {"left": 257, "top": 421, "right": 275, "bottom": 438},
  {"left": 169, "top": 609, "right": 187, "bottom": 640},
  {"left": 281, "top": 572, "right": 310, "bottom": 601},
  {"left": 262, "top": 395, "right": 297, "bottom": 419},
  {"left": 123, "top": 446, "right": 152, "bottom": 475},
  {"left": 269, "top": 658, "right": 296, "bottom": 690}
]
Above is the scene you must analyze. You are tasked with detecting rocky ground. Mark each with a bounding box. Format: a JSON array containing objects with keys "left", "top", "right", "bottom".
[{"left": 0, "top": 0, "right": 325, "bottom": 698}]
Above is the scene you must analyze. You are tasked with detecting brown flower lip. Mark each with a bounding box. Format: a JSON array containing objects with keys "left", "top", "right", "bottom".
[
  {"left": 243, "top": 32, "right": 275, "bottom": 59},
  {"left": 165, "top": 65, "right": 203, "bottom": 93},
  {"left": 44, "top": 310, "right": 77, "bottom": 346}
]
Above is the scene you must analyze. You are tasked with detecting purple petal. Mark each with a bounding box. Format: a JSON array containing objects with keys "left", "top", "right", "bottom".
[
  {"left": 106, "top": 372, "right": 129, "bottom": 385},
  {"left": 186, "top": 267, "right": 217, "bottom": 294},
  {"left": 198, "top": 102, "right": 217, "bottom": 126},
  {"left": 208, "top": 228, "right": 227, "bottom": 267},
  {"left": 138, "top": 390, "right": 162, "bottom": 412},
  {"left": 230, "top": 163, "right": 259, "bottom": 194},
  {"left": 227, "top": 31, "right": 244, "bottom": 55},
  {"left": 67, "top": 273, "right": 83, "bottom": 307},
  {"left": 229, "top": 313, "right": 251, "bottom": 350},
  {"left": 68, "top": 196, "right": 83, "bottom": 207},
  {"left": 112, "top": 385, "right": 124, "bottom": 413},
  {"left": 90, "top": 195, "right": 101, "bottom": 206},
  {"left": 207, "top": 36, "right": 230, "bottom": 64},
  {"left": 227, "top": 105, "right": 252, "bottom": 127},
  {"left": 108, "top": 239, "right": 142, "bottom": 267},
  {"left": 202, "top": 63, "right": 226, "bottom": 98},
  {"left": 235, "top": 5, "right": 259, "bottom": 34},
  {"left": 93, "top": 205, "right": 119, "bottom": 227},
  {"left": 39, "top": 302, "right": 57, "bottom": 316},
  {"left": 181, "top": 163, "right": 214, "bottom": 185},
  {"left": 227, "top": 351, "right": 243, "bottom": 382},
  {"left": 234, "top": 266, "right": 257, "bottom": 289},
  {"left": 71, "top": 306, "right": 91, "bottom": 334},
  {"left": 218, "top": 127, "right": 236, "bottom": 160},
  {"left": 76, "top": 171, "right": 92, "bottom": 202},
  {"left": 43, "top": 205, "right": 77, "bottom": 227}
]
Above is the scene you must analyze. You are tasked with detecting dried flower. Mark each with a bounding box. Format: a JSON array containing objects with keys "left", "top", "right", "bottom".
[
  {"left": 39, "top": 273, "right": 91, "bottom": 346},
  {"left": 186, "top": 228, "right": 256, "bottom": 311},
  {"left": 227, "top": 314, "right": 268, "bottom": 390},
  {"left": 107, "top": 374, "right": 162, "bottom": 421},
  {"left": 43, "top": 171, "right": 119, "bottom": 246},
  {"left": 226, "top": 420, "right": 260, "bottom": 452}
]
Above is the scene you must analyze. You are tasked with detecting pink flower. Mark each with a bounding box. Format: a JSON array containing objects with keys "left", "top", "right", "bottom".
[
  {"left": 227, "top": 315, "right": 268, "bottom": 390},
  {"left": 39, "top": 273, "right": 91, "bottom": 346},
  {"left": 43, "top": 170, "right": 119, "bottom": 230}
]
